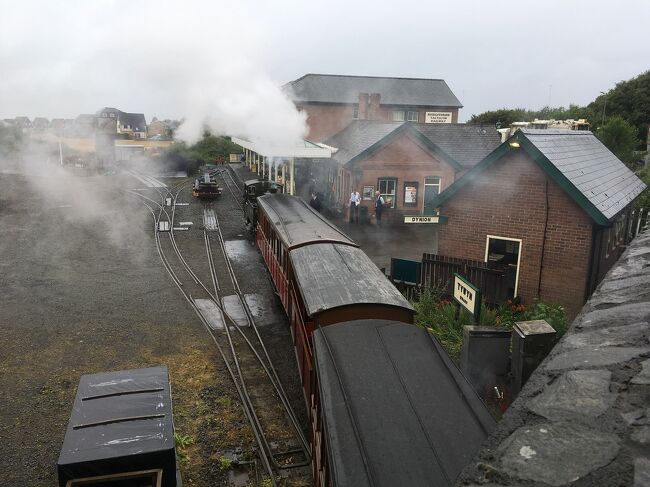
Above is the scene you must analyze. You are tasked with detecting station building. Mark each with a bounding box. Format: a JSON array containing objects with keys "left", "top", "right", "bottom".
[
  {"left": 294, "top": 121, "right": 501, "bottom": 221},
  {"left": 283, "top": 74, "right": 463, "bottom": 142},
  {"left": 431, "top": 129, "right": 647, "bottom": 319}
]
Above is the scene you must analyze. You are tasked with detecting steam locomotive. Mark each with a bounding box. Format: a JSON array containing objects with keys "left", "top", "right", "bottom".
[{"left": 192, "top": 173, "right": 223, "bottom": 199}]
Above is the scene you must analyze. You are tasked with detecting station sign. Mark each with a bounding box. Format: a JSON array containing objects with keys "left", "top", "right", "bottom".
[
  {"left": 425, "top": 111, "right": 453, "bottom": 123},
  {"left": 453, "top": 273, "right": 481, "bottom": 318},
  {"left": 403, "top": 215, "right": 448, "bottom": 224}
]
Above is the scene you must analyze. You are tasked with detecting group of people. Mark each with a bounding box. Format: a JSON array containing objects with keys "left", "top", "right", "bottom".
[
  {"left": 349, "top": 188, "right": 384, "bottom": 226},
  {"left": 309, "top": 187, "right": 385, "bottom": 225}
]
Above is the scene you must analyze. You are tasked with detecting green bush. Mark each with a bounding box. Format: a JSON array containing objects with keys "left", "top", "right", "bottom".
[{"left": 412, "top": 290, "right": 567, "bottom": 361}]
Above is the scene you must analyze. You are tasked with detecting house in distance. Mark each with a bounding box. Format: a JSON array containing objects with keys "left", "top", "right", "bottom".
[{"left": 431, "top": 129, "right": 647, "bottom": 319}]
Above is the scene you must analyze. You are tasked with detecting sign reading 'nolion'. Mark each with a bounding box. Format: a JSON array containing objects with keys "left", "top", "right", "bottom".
[{"left": 453, "top": 273, "right": 481, "bottom": 316}]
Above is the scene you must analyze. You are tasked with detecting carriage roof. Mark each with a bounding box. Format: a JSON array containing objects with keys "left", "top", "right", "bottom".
[
  {"left": 257, "top": 194, "right": 356, "bottom": 250},
  {"left": 289, "top": 243, "right": 412, "bottom": 317},
  {"left": 313, "top": 320, "right": 495, "bottom": 487}
]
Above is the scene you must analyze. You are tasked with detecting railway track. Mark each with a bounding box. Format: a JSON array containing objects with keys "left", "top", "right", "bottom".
[{"left": 125, "top": 168, "right": 311, "bottom": 486}]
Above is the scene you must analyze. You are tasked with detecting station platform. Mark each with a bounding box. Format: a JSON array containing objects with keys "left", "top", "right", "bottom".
[{"left": 228, "top": 162, "right": 438, "bottom": 271}]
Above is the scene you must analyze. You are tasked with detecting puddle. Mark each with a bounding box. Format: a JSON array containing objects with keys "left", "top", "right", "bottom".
[
  {"left": 194, "top": 299, "right": 224, "bottom": 330},
  {"left": 224, "top": 239, "right": 255, "bottom": 262}
]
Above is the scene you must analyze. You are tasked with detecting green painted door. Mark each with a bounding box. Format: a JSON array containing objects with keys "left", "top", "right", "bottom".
[{"left": 423, "top": 177, "right": 441, "bottom": 215}]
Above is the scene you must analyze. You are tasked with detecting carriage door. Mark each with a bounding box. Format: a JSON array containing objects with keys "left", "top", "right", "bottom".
[{"left": 423, "top": 177, "right": 441, "bottom": 215}]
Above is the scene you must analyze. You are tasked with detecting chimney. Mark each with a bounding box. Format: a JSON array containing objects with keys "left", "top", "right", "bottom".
[
  {"left": 368, "top": 93, "right": 381, "bottom": 120},
  {"left": 358, "top": 93, "right": 370, "bottom": 120}
]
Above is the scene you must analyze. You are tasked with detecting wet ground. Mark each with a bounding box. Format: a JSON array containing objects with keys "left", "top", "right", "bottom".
[{"left": 0, "top": 166, "right": 305, "bottom": 486}]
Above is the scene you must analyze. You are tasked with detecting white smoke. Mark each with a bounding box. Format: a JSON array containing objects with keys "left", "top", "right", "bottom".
[{"left": 0, "top": 0, "right": 307, "bottom": 147}]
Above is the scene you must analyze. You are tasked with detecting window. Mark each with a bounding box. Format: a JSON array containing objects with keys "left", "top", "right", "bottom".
[
  {"left": 378, "top": 178, "right": 397, "bottom": 208},
  {"left": 352, "top": 104, "right": 359, "bottom": 119},
  {"left": 407, "top": 111, "right": 419, "bottom": 122},
  {"left": 392, "top": 110, "right": 405, "bottom": 122}
]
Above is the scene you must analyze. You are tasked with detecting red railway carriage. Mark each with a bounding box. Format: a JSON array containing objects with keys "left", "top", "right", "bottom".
[
  {"left": 255, "top": 194, "right": 357, "bottom": 311},
  {"left": 255, "top": 193, "right": 414, "bottom": 408}
]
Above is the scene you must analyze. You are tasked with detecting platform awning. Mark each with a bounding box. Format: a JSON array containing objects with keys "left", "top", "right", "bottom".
[{"left": 231, "top": 136, "right": 335, "bottom": 158}]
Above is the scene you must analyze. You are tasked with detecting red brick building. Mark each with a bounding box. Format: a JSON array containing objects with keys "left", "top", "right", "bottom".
[
  {"left": 283, "top": 74, "right": 463, "bottom": 142},
  {"left": 295, "top": 121, "right": 500, "bottom": 220},
  {"left": 431, "top": 129, "right": 647, "bottom": 319}
]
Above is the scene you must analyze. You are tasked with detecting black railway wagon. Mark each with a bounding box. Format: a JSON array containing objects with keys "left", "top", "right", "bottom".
[
  {"left": 312, "top": 320, "right": 496, "bottom": 487},
  {"left": 57, "top": 366, "right": 178, "bottom": 487},
  {"left": 242, "top": 178, "right": 283, "bottom": 228}
]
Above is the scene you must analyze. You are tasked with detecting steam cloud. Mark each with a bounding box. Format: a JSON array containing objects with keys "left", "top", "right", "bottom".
[{"left": 0, "top": 1, "right": 307, "bottom": 148}]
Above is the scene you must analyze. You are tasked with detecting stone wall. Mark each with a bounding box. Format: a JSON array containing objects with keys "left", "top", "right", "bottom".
[{"left": 456, "top": 229, "right": 650, "bottom": 486}]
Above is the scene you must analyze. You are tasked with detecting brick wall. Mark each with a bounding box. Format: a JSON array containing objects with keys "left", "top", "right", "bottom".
[
  {"left": 300, "top": 103, "right": 460, "bottom": 142},
  {"left": 437, "top": 150, "right": 594, "bottom": 319},
  {"left": 344, "top": 132, "right": 459, "bottom": 220}
]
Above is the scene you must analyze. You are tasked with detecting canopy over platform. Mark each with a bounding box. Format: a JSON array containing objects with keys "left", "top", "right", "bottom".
[{"left": 232, "top": 136, "right": 337, "bottom": 195}]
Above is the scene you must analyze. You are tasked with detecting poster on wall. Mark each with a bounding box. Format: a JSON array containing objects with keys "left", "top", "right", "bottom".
[
  {"left": 363, "top": 186, "right": 374, "bottom": 200},
  {"left": 425, "top": 111, "right": 453, "bottom": 123},
  {"left": 404, "top": 182, "right": 418, "bottom": 206}
]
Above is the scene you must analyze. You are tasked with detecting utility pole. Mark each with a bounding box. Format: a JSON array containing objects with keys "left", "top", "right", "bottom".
[{"left": 600, "top": 91, "right": 607, "bottom": 126}]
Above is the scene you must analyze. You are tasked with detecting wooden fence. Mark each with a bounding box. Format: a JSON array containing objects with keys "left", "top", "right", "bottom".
[
  {"left": 628, "top": 207, "right": 649, "bottom": 242},
  {"left": 420, "top": 254, "right": 510, "bottom": 305}
]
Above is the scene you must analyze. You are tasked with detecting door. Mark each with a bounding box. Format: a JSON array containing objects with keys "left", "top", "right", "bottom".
[
  {"left": 423, "top": 176, "right": 441, "bottom": 215},
  {"left": 485, "top": 236, "right": 522, "bottom": 299}
]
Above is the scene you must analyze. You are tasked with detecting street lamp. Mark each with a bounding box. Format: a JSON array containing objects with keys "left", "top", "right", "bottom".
[{"left": 600, "top": 91, "right": 607, "bottom": 126}]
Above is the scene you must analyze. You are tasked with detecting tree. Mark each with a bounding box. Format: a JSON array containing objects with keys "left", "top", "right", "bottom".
[
  {"left": 587, "top": 70, "right": 650, "bottom": 145},
  {"left": 595, "top": 115, "right": 640, "bottom": 166}
]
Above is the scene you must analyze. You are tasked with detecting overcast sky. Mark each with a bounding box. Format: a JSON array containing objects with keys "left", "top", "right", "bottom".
[{"left": 1, "top": 0, "right": 648, "bottom": 135}]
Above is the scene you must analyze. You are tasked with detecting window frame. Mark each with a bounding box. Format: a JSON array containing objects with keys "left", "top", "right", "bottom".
[
  {"left": 392, "top": 110, "right": 405, "bottom": 122},
  {"left": 406, "top": 110, "right": 419, "bottom": 122},
  {"left": 484, "top": 235, "right": 522, "bottom": 297},
  {"left": 377, "top": 177, "right": 397, "bottom": 208}
]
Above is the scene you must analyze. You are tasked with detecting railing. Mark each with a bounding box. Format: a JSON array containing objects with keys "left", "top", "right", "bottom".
[
  {"left": 627, "top": 207, "right": 649, "bottom": 242},
  {"left": 421, "top": 254, "right": 509, "bottom": 304}
]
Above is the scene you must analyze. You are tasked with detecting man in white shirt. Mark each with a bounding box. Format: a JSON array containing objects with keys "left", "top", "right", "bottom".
[{"left": 349, "top": 188, "right": 361, "bottom": 223}]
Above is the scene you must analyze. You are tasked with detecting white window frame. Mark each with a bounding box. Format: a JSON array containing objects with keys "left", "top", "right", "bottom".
[
  {"left": 352, "top": 104, "right": 359, "bottom": 119},
  {"left": 392, "top": 110, "right": 405, "bottom": 122},
  {"left": 407, "top": 110, "right": 419, "bottom": 122},
  {"left": 484, "top": 235, "right": 522, "bottom": 297},
  {"left": 378, "top": 178, "right": 397, "bottom": 208}
]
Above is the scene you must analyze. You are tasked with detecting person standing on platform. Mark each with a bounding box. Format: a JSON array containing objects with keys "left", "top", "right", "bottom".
[
  {"left": 349, "top": 188, "right": 361, "bottom": 223},
  {"left": 374, "top": 191, "right": 384, "bottom": 227},
  {"left": 310, "top": 192, "right": 322, "bottom": 213}
]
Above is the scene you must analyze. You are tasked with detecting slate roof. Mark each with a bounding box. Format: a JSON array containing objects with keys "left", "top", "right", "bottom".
[
  {"left": 326, "top": 121, "right": 403, "bottom": 165},
  {"left": 284, "top": 74, "right": 462, "bottom": 107},
  {"left": 433, "top": 129, "right": 647, "bottom": 225},
  {"left": 325, "top": 121, "right": 500, "bottom": 168},
  {"left": 313, "top": 320, "right": 495, "bottom": 487},
  {"left": 412, "top": 123, "right": 501, "bottom": 168},
  {"left": 119, "top": 112, "right": 147, "bottom": 131}
]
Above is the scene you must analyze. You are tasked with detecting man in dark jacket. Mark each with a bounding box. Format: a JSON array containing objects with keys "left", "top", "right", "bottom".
[{"left": 374, "top": 191, "right": 384, "bottom": 226}]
